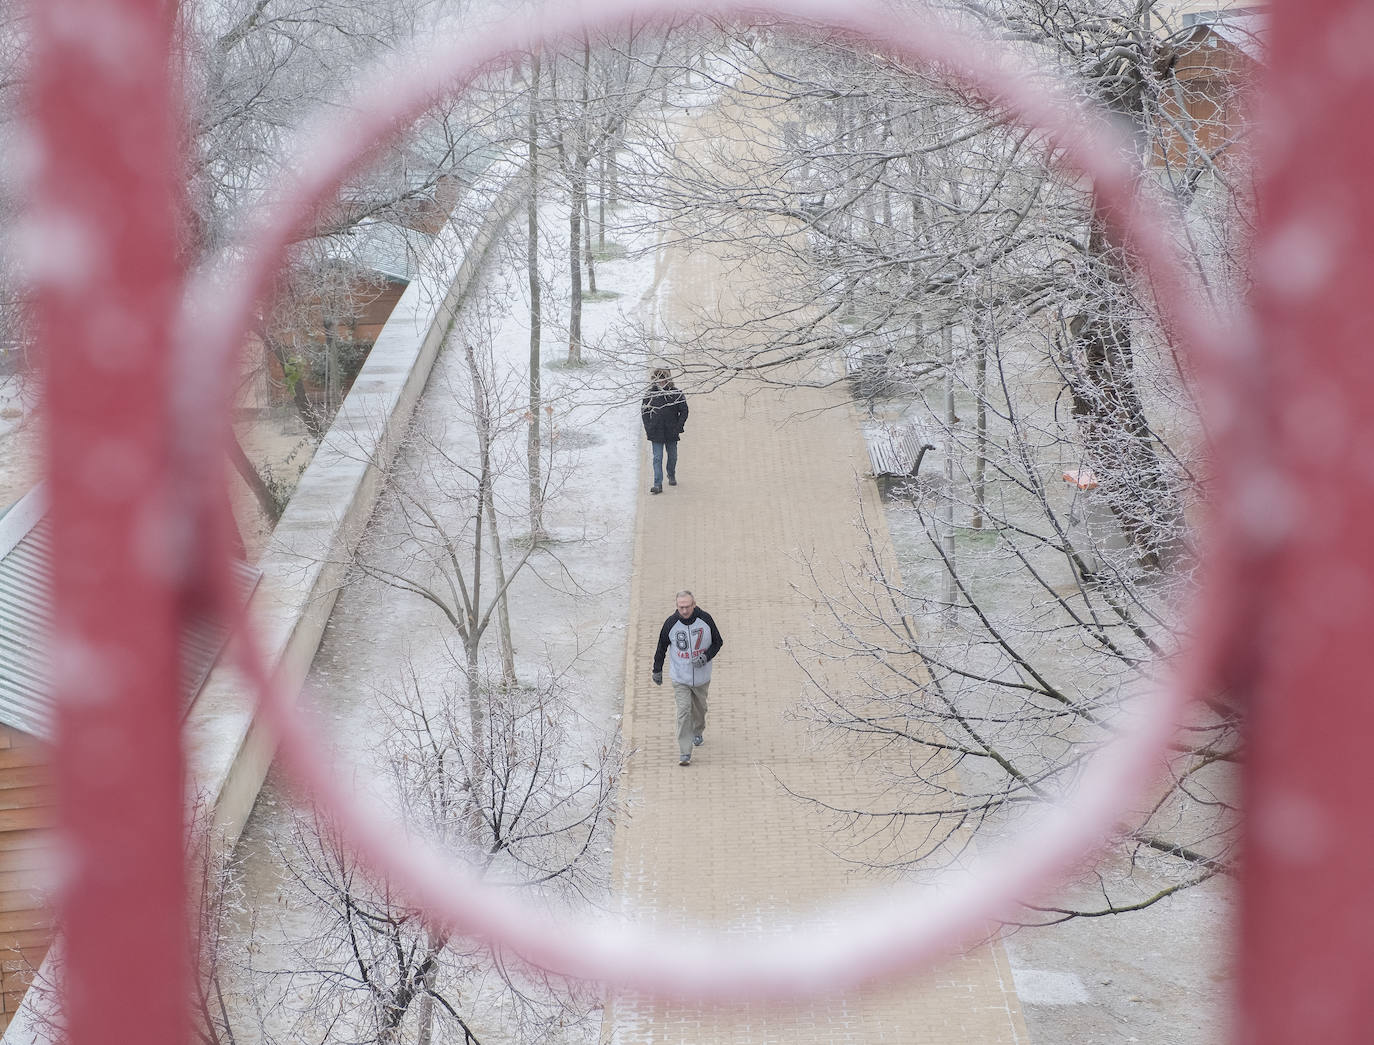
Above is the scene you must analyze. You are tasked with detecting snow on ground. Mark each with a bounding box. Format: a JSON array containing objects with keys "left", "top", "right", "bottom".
[
  {"left": 0, "top": 375, "right": 31, "bottom": 439},
  {"left": 882, "top": 492, "right": 1232, "bottom": 1045},
  {"left": 0, "top": 377, "right": 39, "bottom": 509},
  {"left": 871, "top": 366, "right": 1231, "bottom": 1045}
]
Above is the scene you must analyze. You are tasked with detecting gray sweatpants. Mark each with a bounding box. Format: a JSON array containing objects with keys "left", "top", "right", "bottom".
[{"left": 672, "top": 681, "right": 710, "bottom": 759}]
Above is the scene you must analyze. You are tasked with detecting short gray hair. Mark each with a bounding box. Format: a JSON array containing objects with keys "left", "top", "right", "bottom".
[{"left": 676, "top": 589, "right": 694, "bottom": 600}]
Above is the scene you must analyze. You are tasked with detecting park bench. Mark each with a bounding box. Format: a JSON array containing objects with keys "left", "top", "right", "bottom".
[{"left": 864, "top": 423, "right": 937, "bottom": 478}]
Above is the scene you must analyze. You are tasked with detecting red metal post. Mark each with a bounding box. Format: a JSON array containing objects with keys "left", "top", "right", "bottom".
[
  {"left": 29, "top": 1, "right": 188, "bottom": 1043},
  {"left": 1240, "top": 2, "right": 1374, "bottom": 1041}
]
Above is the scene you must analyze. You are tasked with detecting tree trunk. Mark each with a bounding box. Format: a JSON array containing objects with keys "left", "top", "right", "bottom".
[
  {"left": 971, "top": 315, "right": 988, "bottom": 530},
  {"left": 1061, "top": 12, "right": 1182, "bottom": 568},
  {"left": 835, "top": 95, "right": 852, "bottom": 240},
  {"left": 598, "top": 145, "right": 607, "bottom": 250},
  {"left": 414, "top": 988, "right": 434, "bottom": 1045},
  {"left": 1067, "top": 223, "right": 1185, "bottom": 568},
  {"left": 568, "top": 183, "right": 583, "bottom": 363},
  {"left": 462, "top": 638, "right": 487, "bottom": 844},
  {"left": 413, "top": 933, "right": 443, "bottom": 1045},
  {"left": 941, "top": 321, "right": 957, "bottom": 625},
  {"left": 607, "top": 130, "right": 620, "bottom": 209},
  {"left": 228, "top": 428, "right": 283, "bottom": 522},
  {"left": 880, "top": 111, "right": 893, "bottom": 231},
  {"left": 859, "top": 120, "right": 874, "bottom": 228},
  {"left": 323, "top": 317, "right": 340, "bottom": 417},
  {"left": 460, "top": 342, "right": 491, "bottom": 833},
  {"left": 266, "top": 337, "right": 324, "bottom": 439},
  {"left": 460, "top": 586, "right": 488, "bottom": 846},
  {"left": 463, "top": 341, "right": 516, "bottom": 687},
  {"left": 374, "top": 934, "right": 447, "bottom": 1045},
  {"left": 566, "top": 39, "right": 591, "bottom": 365},
  {"left": 527, "top": 52, "right": 545, "bottom": 539},
  {"left": 483, "top": 492, "right": 518, "bottom": 689},
  {"left": 583, "top": 188, "right": 597, "bottom": 295}
]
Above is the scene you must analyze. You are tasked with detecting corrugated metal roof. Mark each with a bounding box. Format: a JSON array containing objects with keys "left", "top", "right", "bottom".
[{"left": 0, "top": 486, "right": 261, "bottom": 739}]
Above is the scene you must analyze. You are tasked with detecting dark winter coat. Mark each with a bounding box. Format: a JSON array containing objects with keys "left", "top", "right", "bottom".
[{"left": 641, "top": 383, "right": 688, "bottom": 444}]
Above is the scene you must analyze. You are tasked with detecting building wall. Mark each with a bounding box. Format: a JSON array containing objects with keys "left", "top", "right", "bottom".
[
  {"left": 404, "top": 174, "right": 464, "bottom": 238},
  {"left": 352, "top": 280, "right": 408, "bottom": 344},
  {"left": 0, "top": 727, "right": 52, "bottom": 1034},
  {"left": 1153, "top": 29, "right": 1257, "bottom": 172},
  {"left": 261, "top": 275, "right": 409, "bottom": 408}
]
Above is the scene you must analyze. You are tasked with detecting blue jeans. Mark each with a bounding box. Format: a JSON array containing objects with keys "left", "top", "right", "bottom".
[{"left": 651, "top": 441, "right": 677, "bottom": 487}]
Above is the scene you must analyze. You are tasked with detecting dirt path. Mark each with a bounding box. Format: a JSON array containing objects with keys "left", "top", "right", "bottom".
[{"left": 602, "top": 94, "right": 1028, "bottom": 1045}]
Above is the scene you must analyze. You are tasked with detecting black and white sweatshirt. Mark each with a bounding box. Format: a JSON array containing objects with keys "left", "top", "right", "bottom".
[{"left": 652, "top": 608, "right": 724, "bottom": 687}]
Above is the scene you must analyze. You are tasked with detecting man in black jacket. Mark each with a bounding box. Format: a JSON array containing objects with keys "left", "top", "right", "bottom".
[{"left": 641, "top": 367, "right": 688, "bottom": 494}]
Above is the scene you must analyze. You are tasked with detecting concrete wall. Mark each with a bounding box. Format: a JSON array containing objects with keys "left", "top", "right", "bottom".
[{"left": 189, "top": 170, "right": 525, "bottom": 847}]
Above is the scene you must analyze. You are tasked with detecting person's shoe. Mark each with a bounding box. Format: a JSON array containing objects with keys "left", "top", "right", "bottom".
[
  {"left": 650, "top": 485, "right": 662, "bottom": 494},
  {"left": 678, "top": 754, "right": 691, "bottom": 766},
  {"left": 668, "top": 477, "right": 677, "bottom": 486},
  {"left": 693, "top": 733, "right": 703, "bottom": 746}
]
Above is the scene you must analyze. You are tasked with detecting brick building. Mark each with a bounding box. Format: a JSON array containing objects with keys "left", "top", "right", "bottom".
[
  {"left": 1154, "top": 14, "right": 1264, "bottom": 175},
  {"left": 253, "top": 172, "right": 463, "bottom": 418}
]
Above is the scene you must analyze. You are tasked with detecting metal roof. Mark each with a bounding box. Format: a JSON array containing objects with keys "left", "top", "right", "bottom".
[
  {"left": 323, "top": 218, "right": 435, "bottom": 284},
  {"left": 0, "top": 485, "right": 261, "bottom": 739}
]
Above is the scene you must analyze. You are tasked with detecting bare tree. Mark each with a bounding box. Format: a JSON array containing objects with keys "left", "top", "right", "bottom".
[
  {"left": 539, "top": 24, "right": 690, "bottom": 365},
  {"left": 236, "top": 648, "right": 620, "bottom": 1045},
  {"left": 502, "top": 27, "right": 693, "bottom": 535},
  {"left": 345, "top": 343, "right": 545, "bottom": 703},
  {"left": 606, "top": 3, "right": 1252, "bottom": 920},
  {"left": 524, "top": 50, "right": 550, "bottom": 540}
]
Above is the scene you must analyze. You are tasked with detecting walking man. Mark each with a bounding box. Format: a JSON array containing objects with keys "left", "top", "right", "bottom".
[
  {"left": 651, "top": 590, "right": 723, "bottom": 766},
  {"left": 641, "top": 367, "right": 688, "bottom": 494}
]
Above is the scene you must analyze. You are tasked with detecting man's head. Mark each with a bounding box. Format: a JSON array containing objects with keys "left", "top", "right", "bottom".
[
  {"left": 652, "top": 367, "right": 671, "bottom": 386},
  {"left": 676, "top": 590, "right": 696, "bottom": 618}
]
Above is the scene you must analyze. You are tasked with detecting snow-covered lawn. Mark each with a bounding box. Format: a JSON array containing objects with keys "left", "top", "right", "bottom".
[{"left": 0, "top": 377, "right": 39, "bottom": 510}]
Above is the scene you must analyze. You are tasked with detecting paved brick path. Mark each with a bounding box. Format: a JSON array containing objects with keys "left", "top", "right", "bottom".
[{"left": 603, "top": 99, "right": 1028, "bottom": 1045}]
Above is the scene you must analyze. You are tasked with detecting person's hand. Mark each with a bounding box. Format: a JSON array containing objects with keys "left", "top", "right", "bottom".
[
  {"left": 692, "top": 653, "right": 707, "bottom": 666},
  {"left": 652, "top": 671, "right": 663, "bottom": 686}
]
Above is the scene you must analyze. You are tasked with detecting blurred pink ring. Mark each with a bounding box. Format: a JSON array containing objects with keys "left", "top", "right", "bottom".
[{"left": 198, "top": 0, "right": 1238, "bottom": 1003}]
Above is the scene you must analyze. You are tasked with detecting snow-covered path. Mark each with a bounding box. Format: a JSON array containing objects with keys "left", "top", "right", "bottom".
[{"left": 223, "top": 68, "right": 1030, "bottom": 1045}]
